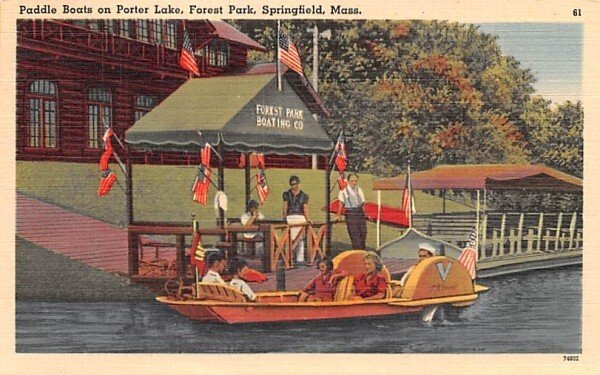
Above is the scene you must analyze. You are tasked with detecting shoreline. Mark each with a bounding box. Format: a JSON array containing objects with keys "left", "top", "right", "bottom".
[{"left": 16, "top": 237, "right": 156, "bottom": 302}]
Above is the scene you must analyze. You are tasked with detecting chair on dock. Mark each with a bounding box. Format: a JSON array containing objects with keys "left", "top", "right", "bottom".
[{"left": 138, "top": 235, "right": 177, "bottom": 277}]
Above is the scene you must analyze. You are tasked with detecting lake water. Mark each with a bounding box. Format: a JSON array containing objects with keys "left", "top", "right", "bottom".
[{"left": 16, "top": 266, "right": 581, "bottom": 353}]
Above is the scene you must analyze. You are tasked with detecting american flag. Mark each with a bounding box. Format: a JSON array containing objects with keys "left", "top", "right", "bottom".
[
  {"left": 337, "top": 171, "right": 348, "bottom": 190},
  {"left": 179, "top": 29, "right": 200, "bottom": 76},
  {"left": 192, "top": 164, "right": 211, "bottom": 205},
  {"left": 200, "top": 142, "right": 211, "bottom": 166},
  {"left": 192, "top": 144, "right": 212, "bottom": 205},
  {"left": 98, "top": 128, "right": 116, "bottom": 196},
  {"left": 333, "top": 132, "right": 347, "bottom": 173},
  {"left": 256, "top": 153, "right": 266, "bottom": 170},
  {"left": 400, "top": 169, "right": 416, "bottom": 227},
  {"left": 458, "top": 226, "right": 479, "bottom": 279},
  {"left": 256, "top": 169, "right": 270, "bottom": 204},
  {"left": 278, "top": 29, "right": 303, "bottom": 75}
]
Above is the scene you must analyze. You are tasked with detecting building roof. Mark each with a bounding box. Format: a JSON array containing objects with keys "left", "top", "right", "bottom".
[
  {"left": 372, "top": 164, "right": 583, "bottom": 192},
  {"left": 125, "top": 72, "right": 333, "bottom": 155},
  {"left": 230, "top": 63, "right": 278, "bottom": 75},
  {"left": 208, "top": 21, "right": 267, "bottom": 52}
]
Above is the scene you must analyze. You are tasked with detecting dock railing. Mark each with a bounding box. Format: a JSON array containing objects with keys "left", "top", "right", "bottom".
[
  {"left": 127, "top": 220, "right": 329, "bottom": 280},
  {"left": 414, "top": 211, "right": 582, "bottom": 261}
]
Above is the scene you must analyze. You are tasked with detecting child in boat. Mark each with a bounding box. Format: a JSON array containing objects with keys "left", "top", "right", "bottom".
[
  {"left": 202, "top": 252, "right": 227, "bottom": 284},
  {"left": 353, "top": 251, "right": 387, "bottom": 300},
  {"left": 298, "top": 258, "right": 344, "bottom": 302},
  {"left": 228, "top": 258, "right": 257, "bottom": 301}
]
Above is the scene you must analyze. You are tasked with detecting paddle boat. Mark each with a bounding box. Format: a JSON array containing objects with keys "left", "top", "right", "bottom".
[{"left": 156, "top": 250, "right": 488, "bottom": 324}]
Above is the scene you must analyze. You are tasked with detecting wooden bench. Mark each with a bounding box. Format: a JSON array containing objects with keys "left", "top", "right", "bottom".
[{"left": 196, "top": 282, "right": 247, "bottom": 302}]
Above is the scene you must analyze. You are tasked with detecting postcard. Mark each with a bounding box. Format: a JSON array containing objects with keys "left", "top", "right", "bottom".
[{"left": 1, "top": 0, "right": 597, "bottom": 373}]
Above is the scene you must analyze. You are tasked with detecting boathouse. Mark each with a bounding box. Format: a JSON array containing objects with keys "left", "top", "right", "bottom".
[
  {"left": 123, "top": 66, "right": 335, "bottom": 278},
  {"left": 16, "top": 19, "right": 320, "bottom": 169}
]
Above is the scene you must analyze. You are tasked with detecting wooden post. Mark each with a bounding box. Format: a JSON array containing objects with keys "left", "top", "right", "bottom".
[
  {"left": 442, "top": 189, "right": 446, "bottom": 213},
  {"left": 244, "top": 153, "right": 251, "bottom": 208},
  {"left": 567, "top": 212, "right": 577, "bottom": 250},
  {"left": 499, "top": 213, "right": 506, "bottom": 256},
  {"left": 325, "top": 158, "right": 331, "bottom": 254},
  {"left": 262, "top": 224, "right": 271, "bottom": 273},
  {"left": 377, "top": 190, "right": 381, "bottom": 248},
  {"left": 554, "top": 212, "right": 563, "bottom": 251},
  {"left": 217, "top": 142, "right": 225, "bottom": 229},
  {"left": 536, "top": 212, "right": 544, "bottom": 252},
  {"left": 480, "top": 214, "right": 487, "bottom": 260},
  {"left": 125, "top": 145, "right": 137, "bottom": 276},
  {"left": 176, "top": 234, "right": 186, "bottom": 277},
  {"left": 516, "top": 213, "right": 524, "bottom": 254}
]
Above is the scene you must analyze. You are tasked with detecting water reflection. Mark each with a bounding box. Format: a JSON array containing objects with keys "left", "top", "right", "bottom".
[{"left": 16, "top": 266, "right": 581, "bottom": 353}]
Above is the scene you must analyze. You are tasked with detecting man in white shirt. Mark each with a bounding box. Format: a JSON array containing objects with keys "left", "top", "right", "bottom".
[
  {"left": 335, "top": 173, "right": 367, "bottom": 249},
  {"left": 229, "top": 258, "right": 257, "bottom": 301},
  {"left": 201, "top": 252, "right": 227, "bottom": 284}
]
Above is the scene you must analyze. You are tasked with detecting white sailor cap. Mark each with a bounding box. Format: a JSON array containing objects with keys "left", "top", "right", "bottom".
[{"left": 419, "top": 242, "right": 436, "bottom": 255}]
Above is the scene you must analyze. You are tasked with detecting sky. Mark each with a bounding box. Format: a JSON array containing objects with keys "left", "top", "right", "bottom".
[{"left": 476, "top": 23, "right": 583, "bottom": 104}]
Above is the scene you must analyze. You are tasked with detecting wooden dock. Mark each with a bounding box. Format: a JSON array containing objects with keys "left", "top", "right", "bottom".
[{"left": 16, "top": 193, "right": 582, "bottom": 290}]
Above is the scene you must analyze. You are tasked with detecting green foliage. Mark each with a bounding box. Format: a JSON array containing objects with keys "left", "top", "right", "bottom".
[
  {"left": 520, "top": 97, "right": 583, "bottom": 177},
  {"left": 228, "top": 21, "right": 583, "bottom": 211}
]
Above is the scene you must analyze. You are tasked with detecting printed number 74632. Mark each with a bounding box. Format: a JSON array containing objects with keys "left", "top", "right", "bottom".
[{"left": 563, "top": 356, "right": 579, "bottom": 361}]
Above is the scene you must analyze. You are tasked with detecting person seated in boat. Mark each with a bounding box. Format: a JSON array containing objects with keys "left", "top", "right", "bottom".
[
  {"left": 201, "top": 252, "right": 227, "bottom": 284},
  {"left": 353, "top": 251, "right": 387, "bottom": 300},
  {"left": 228, "top": 258, "right": 257, "bottom": 301},
  {"left": 240, "top": 199, "right": 265, "bottom": 256},
  {"left": 298, "top": 258, "right": 345, "bottom": 302},
  {"left": 399, "top": 243, "right": 435, "bottom": 286}
]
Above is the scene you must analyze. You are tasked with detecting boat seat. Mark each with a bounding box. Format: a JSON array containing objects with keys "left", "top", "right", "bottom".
[
  {"left": 196, "top": 282, "right": 246, "bottom": 302},
  {"left": 332, "top": 250, "right": 394, "bottom": 299},
  {"left": 333, "top": 276, "right": 355, "bottom": 302}
]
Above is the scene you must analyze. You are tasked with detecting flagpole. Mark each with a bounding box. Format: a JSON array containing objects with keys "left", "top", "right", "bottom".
[
  {"left": 407, "top": 162, "right": 413, "bottom": 229},
  {"left": 328, "top": 130, "right": 344, "bottom": 167},
  {"left": 276, "top": 20, "right": 282, "bottom": 91},
  {"left": 182, "top": 20, "right": 191, "bottom": 79},
  {"left": 192, "top": 215, "right": 200, "bottom": 299},
  {"left": 377, "top": 190, "right": 381, "bottom": 248},
  {"left": 476, "top": 189, "right": 481, "bottom": 259}
]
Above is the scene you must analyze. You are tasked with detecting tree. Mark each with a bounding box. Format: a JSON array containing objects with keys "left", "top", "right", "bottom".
[
  {"left": 231, "top": 20, "right": 580, "bottom": 181},
  {"left": 524, "top": 99, "right": 583, "bottom": 178}
]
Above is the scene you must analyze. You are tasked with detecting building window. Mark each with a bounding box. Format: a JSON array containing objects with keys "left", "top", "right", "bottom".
[
  {"left": 136, "top": 20, "right": 149, "bottom": 43},
  {"left": 205, "top": 40, "right": 229, "bottom": 67},
  {"left": 87, "top": 87, "right": 112, "bottom": 149},
  {"left": 119, "top": 20, "right": 132, "bottom": 38},
  {"left": 164, "top": 21, "right": 177, "bottom": 49},
  {"left": 151, "top": 20, "right": 163, "bottom": 45},
  {"left": 105, "top": 20, "right": 115, "bottom": 34},
  {"left": 134, "top": 95, "right": 158, "bottom": 122},
  {"left": 27, "top": 80, "right": 58, "bottom": 148},
  {"left": 88, "top": 20, "right": 100, "bottom": 31}
]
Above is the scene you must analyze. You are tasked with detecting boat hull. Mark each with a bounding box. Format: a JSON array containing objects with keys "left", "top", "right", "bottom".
[{"left": 157, "top": 297, "right": 424, "bottom": 324}]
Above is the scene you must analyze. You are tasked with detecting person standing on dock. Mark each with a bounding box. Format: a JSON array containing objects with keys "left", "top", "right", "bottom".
[
  {"left": 283, "top": 175, "right": 312, "bottom": 265},
  {"left": 335, "top": 173, "right": 367, "bottom": 249}
]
